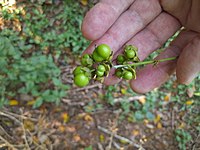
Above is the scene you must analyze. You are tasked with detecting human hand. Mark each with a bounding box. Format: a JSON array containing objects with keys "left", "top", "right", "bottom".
[{"left": 81, "top": 0, "right": 200, "bottom": 93}]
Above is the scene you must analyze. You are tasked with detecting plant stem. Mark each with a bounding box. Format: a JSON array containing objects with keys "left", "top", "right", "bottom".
[{"left": 113, "top": 57, "right": 177, "bottom": 69}]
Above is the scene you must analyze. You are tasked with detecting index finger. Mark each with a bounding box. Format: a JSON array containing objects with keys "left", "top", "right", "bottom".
[{"left": 81, "top": 0, "right": 135, "bottom": 40}]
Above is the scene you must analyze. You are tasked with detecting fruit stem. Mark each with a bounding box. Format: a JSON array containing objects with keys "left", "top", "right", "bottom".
[{"left": 113, "top": 57, "right": 177, "bottom": 69}]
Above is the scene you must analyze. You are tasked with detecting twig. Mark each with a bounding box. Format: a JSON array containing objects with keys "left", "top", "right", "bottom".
[
  {"left": 20, "top": 109, "right": 31, "bottom": 150},
  {"left": 97, "top": 143, "right": 104, "bottom": 150},
  {"left": 0, "top": 125, "right": 12, "bottom": 139},
  {"left": 113, "top": 95, "right": 145, "bottom": 104},
  {"left": 0, "top": 111, "right": 21, "bottom": 125},
  {"left": 171, "top": 109, "right": 175, "bottom": 130},
  {"left": 0, "top": 135, "right": 17, "bottom": 150},
  {"left": 26, "top": 130, "right": 46, "bottom": 150},
  {"left": 192, "top": 133, "right": 200, "bottom": 150},
  {"left": 2, "top": 110, "right": 38, "bottom": 122},
  {"left": 113, "top": 141, "right": 122, "bottom": 150},
  {"left": 61, "top": 98, "right": 85, "bottom": 106},
  {"left": 114, "top": 57, "right": 177, "bottom": 69},
  {"left": 98, "top": 126, "right": 144, "bottom": 149},
  {"left": 69, "top": 83, "right": 102, "bottom": 92}
]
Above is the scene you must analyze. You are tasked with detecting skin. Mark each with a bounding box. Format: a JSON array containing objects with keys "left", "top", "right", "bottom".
[{"left": 82, "top": 0, "right": 200, "bottom": 93}]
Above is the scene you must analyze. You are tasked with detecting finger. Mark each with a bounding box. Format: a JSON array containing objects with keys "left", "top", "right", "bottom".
[
  {"left": 104, "top": 12, "right": 180, "bottom": 85},
  {"left": 160, "top": 0, "right": 200, "bottom": 33},
  {"left": 82, "top": 0, "right": 135, "bottom": 40},
  {"left": 114, "top": 12, "right": 181, "bottom": 60},
  {"left": 83, "top": 0, "right": 162, "bottom": 55},
  {"left": 177, "top": 34, "right": 200, "bottom": 84},
  {"left": 130, "top": 31, "right": 198, "bottom": 93}
]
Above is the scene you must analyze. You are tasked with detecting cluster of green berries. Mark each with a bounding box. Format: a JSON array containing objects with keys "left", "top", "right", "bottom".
[
  {"left": 73, "top": 44, "right": 112, "bottom": 87},
  {"left": 115, "top": 45, "right": 140, "bottom": 80},
  {"left": 73, "top": 44, "right": 176, "bottom": 87},
  {"left": 73, "top": 44, "right": 140, "bottom": 87}
]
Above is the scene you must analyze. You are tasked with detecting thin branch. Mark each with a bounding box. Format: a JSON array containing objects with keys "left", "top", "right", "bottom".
[
  {"left": 114, "top": 57, "right": 177, "bottom": 69},
  {"left": 113, "top": 95, "right": 145, "bottom": 104},
  {"left": 62, "top": 98, "right": 85, "bottom": 106},
  {"left": 2, "top": 110, "right": 38, "bottom": 122},
  {"left": 0, "top": 111, "right": 21, "bottom": 125},
  {"left": 0, "top": 135, "right": 17, "bottom": 150},
  {"left": 69, "top": 83, "right": 102, "bottom": 92},
  {"left": 0, "top": 125, "right": 12, "bottom": 139},
  {"left": 97, "top": 126, "right": 144, "bottom": 150}
]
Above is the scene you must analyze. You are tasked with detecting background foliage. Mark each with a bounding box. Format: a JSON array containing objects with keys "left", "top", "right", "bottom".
[{"left": 0, "top": 0, "right": 90, "bottom": 107}]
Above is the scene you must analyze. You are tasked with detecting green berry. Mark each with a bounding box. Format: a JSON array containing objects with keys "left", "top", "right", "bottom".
[
  {"left": 117, "top": 54, "right": 125, "bottom": 64},
  {"left": 97, "top": 65, "right": 106, "bottom": 72},
  {"left": 95, "top": 44, "right": 111, "bottom": 59},
  {"left": 122, "top": 71, "right": 133, "bottom": 80},
  {"left": 73, "top": 66, "right": 84, "bottom": 76},
  {"left": 115, "top": 69, "right": 122, "bottom": 78},
  {"left": 81, "top": 54, "right": 93, "bottom": 66},
  {"left": 96, "top": 70, "right": 104, "bottom": 77},
  {"left": 125, "top": 49, "right": 136, "bottom": 59},
  {"left": 74, "top": 73, "right": 89, "bottom": 87},
  {"left": 92, "top": 51, "right": 104, "bottom": 62}
]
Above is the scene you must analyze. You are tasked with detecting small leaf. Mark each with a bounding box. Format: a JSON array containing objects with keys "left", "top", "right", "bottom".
[
  {"left": 164, "top": 93, "right": 171, "bottom": 101},
  {"left": 61, "top": 112, "right": 70, "bottom": 123},
  {"left": 185, "top": 100, "right": 193, "bottom": 105},
  {"left": 80, "top": 0, "right": 88, "bottom": 6},
  {"left": 154, "top": 114, "right": 161, "bottom": 124},
  {"left": 99, "top": 134, "right": 105, "bottom": 143},
  {"left": 121, "top": 88, "right": 127, "bottom": 95},
  {"left": 26, "top": 100, "right": 36, "bottom": 106},
  {"left": 132, "top": 130, "right": 139, "bottom": 136},
  {"left": 139, "top": 97, "right": 146, "bottom": 105},
  {"left": 84, "top": 145, "right": 92, "bottom": 150},
  {"left": 33, "top": 97, "right": 43, "bottom": 108},
  {"left": 9, "top": 100, "right": 19, "bottom": 106}
]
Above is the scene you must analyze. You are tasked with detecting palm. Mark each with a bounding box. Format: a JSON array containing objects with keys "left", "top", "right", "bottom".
[{"left": 82, "top": 0, "right": 200, "bottom": 93}]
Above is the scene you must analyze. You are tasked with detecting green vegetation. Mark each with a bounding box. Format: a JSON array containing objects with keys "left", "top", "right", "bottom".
[{"left": 0, "top": 1, "right": 89, "bottom": 107}]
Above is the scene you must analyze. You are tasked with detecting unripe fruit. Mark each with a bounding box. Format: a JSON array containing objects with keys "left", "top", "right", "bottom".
[
  {"left": 73, "top": 66, "right": 84, "bottom": 76},
  {"left": 95, "top": 44, "right": 111, "bottom": 59},
  {"left": 117, "top": 54, "right": 125, "bottom": 64},
  {"left": 122, "top": 71, "right": 133, "bottom": 80},
  {"left": 125, "top": 49, "right": 136, "bottom": 59},
  {"left": 74, "top": 73, "right": 89, "bottom": 87},
  {"left": 96, "top": 70, "right": 104, "bottom": 77},
  {"left": 92, "top": 51, "right": 104, "bottom": 62},
  {"left": 97, "top": 65, "right": 106, "bottom": 72},
  {"left": 115, "top": 69, "right": 122, "bottom": 78}
]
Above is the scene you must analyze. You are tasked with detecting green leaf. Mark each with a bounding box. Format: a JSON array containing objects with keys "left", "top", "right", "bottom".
[
  {"left": 146, "top": 111, "right": 155, "bottom": 120},
  {"left": 33, "top": 97, "right": 43, "bottom": 108},
  {"left": 84, "top": 146, "right": 92, "bottom": 150}
]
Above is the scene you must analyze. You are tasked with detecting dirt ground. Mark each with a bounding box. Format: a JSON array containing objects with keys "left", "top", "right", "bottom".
[{"left": 0, "top": 63, "right": 199, "bottom": 150}]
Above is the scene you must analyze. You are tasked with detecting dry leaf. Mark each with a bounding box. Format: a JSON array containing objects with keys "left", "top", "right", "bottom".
[
  {"left": 154, "top": 114, "right": 161, "bottom": 124},
  {"left": 73, "top": 134, "right": 81, "bottom": 142},
  {"left": 61, "top": 112, "right": 70, "bottom": 123},
  {"left": 187, "top": 86, "right": 195, "bottom": 98},
  {"left": 178, "top": 122, "right": 185, "bottom": 129},
  {"left": 121, "top": 88, "right": 127, "bottom": 95},
  {"left": 80, "top": 0, "right": 88, "bottom": 6},
  {"left": 66, "top": 126, "right": 76, "bottom": 133},
  {"left": 24, "top": 120, "right": 35, "bottom": 131},
  {"left": 84, "top": 114, "right": 93, "bottom": 122},
  {"left": 58, "top": 125, "right": 66, "bottom": 133},
  {"left": 132, "top": 130, "right": 139, "bottom": 136},
  {"left": 26, "top": 100, "right": 36, "bottom": 106},
  {"left": 99, "top": 134, "right": 105, "bottom": 143},
  {"left": 157, "top": 122, "right": 162, "bottom": 129},
  {"left": 164, "top": 93, "right": 171, "bottom": 101},
  {"left": 185, "top": 100, "right": 193, "bottom": 105},
  {"left": 9, "top": 100, "right": 19, "bottom": 106},
  {"left": 139, "top": 97, "right": 146, "bottom": 105}
]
